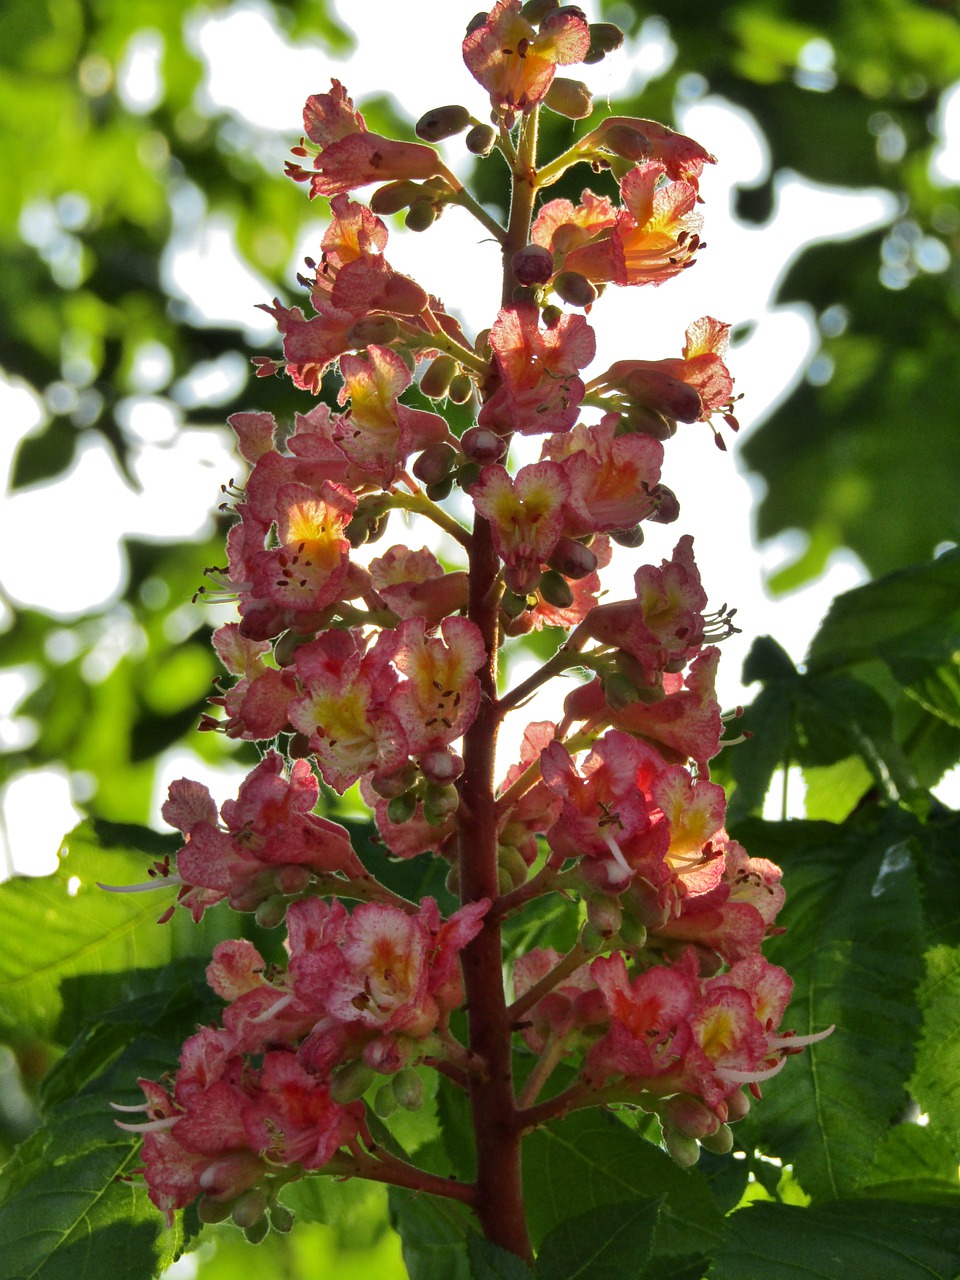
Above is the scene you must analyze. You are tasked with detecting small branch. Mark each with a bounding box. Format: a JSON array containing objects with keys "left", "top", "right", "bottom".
[
  {"left": 388, "top": 490, "right": 472, "bottom": 549},
  {"left": 497, "top": 644, "right": 585, "bottom": 719},
  {"left": 516, "top": 1036, "right": 568, "bottom": 1109},
  {"left": 508, "top": 941, "right": 589, "bottom": 1023},
  {"left": 487, "top": 860, "right": 563, "bottom": 924},
  {"left": 336, "top": 1143, "right": 477, "bottom": 1206},
  {"left": 513, "top": 1080, "right": 595, "bottom": 1133},
  {"left": 308, "top": 872, "right": 418, "bottom": 914},
  {"left": 438, "top": 165, "right": 507, "bottom": 246}
]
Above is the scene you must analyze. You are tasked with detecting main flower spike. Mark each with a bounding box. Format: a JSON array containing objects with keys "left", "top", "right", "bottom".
[{"left": 112, "top": 6, "right": 831, "bottom": 1263}]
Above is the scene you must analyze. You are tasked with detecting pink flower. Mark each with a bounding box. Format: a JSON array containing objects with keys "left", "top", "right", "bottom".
[
  {"left": 478, "top": 304, "right": 596, "bottom": 437},
  {"left": 542, "top": 416, "right": 664, "bottom": 537},
  {"left": 369, "top": 545, "right": 469, "bottom": 625},
  {"left": 470, "top": 461, "right": 570, "bottom": 594},
  {"left": 387, "top": 616, "right": 487, "bottom": 757},
  {"left": 463, "top": 1, "right": 590, "bottom": 115},
  {"left": 294, "top": 80, "right": 442, "bottom": 197}
]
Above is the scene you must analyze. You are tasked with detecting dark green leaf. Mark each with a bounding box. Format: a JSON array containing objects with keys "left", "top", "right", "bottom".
[
  {"left": 388, "top": 1188, "right": 474, "bottom": 1280},
  {"left": 536, "top": 1197, "right": 661, "bottom": 1280},
  {"left": 735, "top": 816, "right": 924, "bottom": 1199},
  {"left": 521, "top": 1111, "right": 723, "bottom": 1262},
  {"left": 706, "top": 1199, "right": 960, "bottom": 1280},
  {"left": 909, "top": 944, "right": 960, "bottom": 1155},
  {"left": 859, "top": 1123, "right": 960, "bottom": 1204}
]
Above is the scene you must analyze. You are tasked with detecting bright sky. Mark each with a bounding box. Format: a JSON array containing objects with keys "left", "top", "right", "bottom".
[{"left": 1, "top": 0, "right": 953, "bottom": 876}]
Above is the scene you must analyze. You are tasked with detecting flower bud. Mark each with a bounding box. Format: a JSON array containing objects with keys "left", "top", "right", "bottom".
[
  {"left": 269, "top": 1204, "right": 295, "bottom": 1234},
  {"left": 244, "top": 1217, "right": 270, "bottom": 1246},
  {"left": 416, "top": 104, "right": 473, "bottom": 142},
  {"left": 512, "top": 243, "right": 555, "bottom": 286},
  {"left": 198, "top": 1196, "right": 233, "bottom": 1224},
  {"left": 664, "top": 1129, "right": 701, "bottom": 1168},
  {"left": 420, "top": 354, "right": 458, "bottom": 400},
  {"left": 370, "top": 179, "right": 423, "bottom": 215},
  {"left": 445, "top": 863, "right": 461, "bottom": 896},
  {"left": 616, "top": 406, "right": 678, "bottom": 440},
  {"left": 373, "top": 1081, "right": 399, "bottom": 1117},
  {"left": 664, "top": 1093, "right": 720, "bottom": 1139},
  {"left": 545, "top": 78, "right": 593, "bottom": 119},
  {"left": 347, "top": 315, "right": 401, "bottom": 347},
  {"left": 387, "top": 791, "right": 418, "bottom": 825},
  {"left": 423, "top": 782, "right": 460, "bottom": 825},
  {"left": 700, "top": 1124, "right": 734, "bottom": 1155},
  {"left": 455, "top": 461, "right": 482, "bottom": 490},
  {"left": 466, "top": 11, "right": 488, "bottom": 35},
  {"left": 552, "top": 270, "right": 598, "bottom": 308},
  {"left": 602, "top": 671, "right": 642, "bottom": 713},
  {"left": 601, "top": 123, "right": 651, "bottom": 161},
  {"left": 465, "top": 123, "right": 497, "bottom": 156},
  {"left": 447, "top": 372, "right": 474, "bottom": 404},
  {"left": 461, "top": 425, "right": 506, "bottom": 465},
  {"left": 370, "top": 762, "right": 420, "bottom": 799},
  {"left": 548, "top": 535, "right": 598, "bottom": 579},
  {"left": 538, "top": 569, "right": 574, "bottom": 609},
  {"left": 421, "top": 748, "right": 464, "bottom": 784},
  {"left": 392, "top": 1067, "right": 425, "bottom": 1110},
  {"left": 650, "top": 485, "right": 680, "bottom": 524},
  {"left": 541, "top": 303, "right": 563, "bottom": 327},
  {"left": 405, "top": 200, "right": 439, "bottom": 232},
  {"left": 426, "top": 476, "right": 454, "bottom": 501},
  {"left": 587, "top": 893, "right": 622, "bottom": 938},
  {"left": 725, "top": 1089, "right": 751, "bottom": 1122},
  {"left": 584, "top": 22, "right": 625, "bottom": 63},
  {"left": 255, "top": 895, "right": 288, "bottom": 929},
  {"left": 412, "top": 440, "right": 459, "bottom": 484},
  {"left": 330, "top": 1060, "right": 378, "bottom": 1104},
  {"left": 232, "top": 1189, "right": 268, "bottom": 1229},
  {"left": 610, "top": 524, "right": 645, "bottom": 548},
  {"left": 500, "top": 589, "right": 528, "bottom": 620},
  {"left": 498, "top": 843, "right": 530, "bottom": 889},
  {"left": 521, "top": 0, "right": 559, "bottom": 21},
  {"left": 617, "top": 915, "right": 647, "bottom": 948}
]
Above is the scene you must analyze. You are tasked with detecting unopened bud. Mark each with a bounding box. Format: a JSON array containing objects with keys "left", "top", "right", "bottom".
[
  {"left": 498, "top": 843, "right": 530, "bottom": 889},
  {"left": 548, "top": 535, "right": 598, "bottom": 579},
  {"left": 405, "top": 201, "right": 438, "bottom": 232},
  {"left": 447, "top": 372, "right": 474, "bottom": 404},
  {"left": 465, "top": 123, "right": 497, "bottom": 155},
  {"left": 603, "top": 671, "right": 642, "bottom": 713},
  {"left": 466, "top": 12, "right": 488, "bottom": 36},
  {"left": 700, "top": 1124, "right": 734, "bottom": 1154},
  {"left": 601, "top": 123, "right": 650, "bottom": 161},
  {"left": 545, "top": 77, "right": 593, "bottom": 119},
  {"left": 617, "top": 915, "right": 647, "bottom": 948},
  {"left": 244, "top": 1217, "right": 270, "bottom": 1245},
  {"left": 461, "top": 425, "right": 506, "bottom": 465},
  {"left": 288, "top": 731, "right": 312, "bottom": 759},
  {"left": 269, "top": 1204, "right": 295, "bottom": 1234},
  {"left": 370, "top": 180, "right": 422, "bottom": 215},
  {"left": 500, "top": 589, "right": 528, "bottom": 620},
  {"left": 664, "top": 1129, "right": 701, "bottom": 1168},
  {"left": 274, "top": 628, "right": 316, "bottom": 667},
  {"left": 587, "top": 894, "right": 622, "bottom": 938},
  {"left": 232, "top": 1190, "right": 268, "bottom": 1229},
  {"left": 426, "top": 476, "right": 454, "bottom": 501},
  {"left": 541, "top": 303, "right": 563, "bottom": 327},
  {"left": 330, "top": 1060, "right": 378, "bottom": 1104},
  {"left": 421, "top": 748, "right": 464, "bottom": 784},
  {"left": 255, "top": 895, "right": 288, "bottom": 929},
  {"left": 538, "top": 569, "right": 574, "bottom": 609},
  {"left": 610, "top": 524, "right": 645, "bottom": 548},
  {"left": 198, "top": 1196, "right": 232, "bottom": 1224},
  {"left": 416, "top": 104, "right": 472, "bottom": 142},
  {"left": 725, "top": 1089, "right": 751, "bottom": 1122},
  {"left": 392, "top": 1067, "right": 425, "bottom": 1111},
  {"left": 420, "top": 354, "right": 459, "bottom": 399},
  {"left": 347, "top": 315, "right": 401, "bottom": 347},
  {"left": 584, "top": 22, "right": 625, "bottom": 63},
  {"left": 617, "top": 406, "right": 678, "bottom": 440},
  {"left": 387, "top": 791, "right": 418, "bottom": 825},
  {"left": 521, "top": 0, "right": 559, "bottom": 21},
  {"left": 370, "top": 762, "right": 420, "bottom": 799},
  {"left": 455, "top": 461, "right": 482, "bottom": 490},
  {"left": 373, "top": 1081, "right": 398, "bottom": 1117},
  {"left": 412, "top": 439, "right": 459, "bottom": 484},
  {"left": 423, "top": 782, "right": 460, "bottom": 825},
  {"left": 664, "top": 1093, "right": 719, "bottom": 1140},
  {"left": 512, "top": 243, "right": 555, "bottom": 286},
  {"left": 552, "top": 270, "right": 598, "bottom": 307},
  {"left": 445, "top": 863, "right": 461, "bottom": 896},
  {"left": 650, "top": 485, "right": 680, "bottom": 524}
]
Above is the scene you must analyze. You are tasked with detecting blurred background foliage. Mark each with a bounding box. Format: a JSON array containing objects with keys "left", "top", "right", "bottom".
[{"left": 0, "top": 0, "right": 958, "bottom": 1275}]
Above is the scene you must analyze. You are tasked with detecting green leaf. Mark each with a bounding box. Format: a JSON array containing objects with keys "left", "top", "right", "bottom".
[
  {"left": 521, "top": 1111, "right": 723, "bottom": 1264},
  {"left": 536, "top": 1198, "right": 661, "bottom": 1280},
  {"left": 706, "top": 1199, "right": 960, "bottom": 1280},
  {"left": 0, "top": 822, "right": 221, "bottom": 1044},
  {"left": 0, "top": 1141, "right": 182, "bottom": 1280},
  {"left": 859, "top": 1123, "right": 960, "bottom": 1203},
  {"left": 466, "top": 1233, "right": 535, "bottom": 1280},
  {"left": 909, "top": 944, "right": 960, "bottom": 1155},
  {"left": 388, "top": 1188, "right": 474, "bottom": 1280},
  {"left": 734, "top": 816, "right": 924, "bottom": 1199}
]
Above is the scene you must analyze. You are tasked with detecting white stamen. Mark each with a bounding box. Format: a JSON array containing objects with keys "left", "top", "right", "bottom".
[
  {"left": 110, "top": 1101, "right": 151, "bottom": 1113},
  {"left": 114, "top": 1115, "right": 180, "bottom": 1134},
  {"left": 768, "top": 1024, "right": 835, "bottom": 1050},
  {"left": 96, "top": 876, "right": 183, "bottom": 894},
  {"left": 602, "top": 831, "right": 634, "bottom": 884},
  {"left": 716, "top": 1057, "right": 788, "bottom": 1085},
  {"left": 250, "top": 992, "right": 295, "bottom": 1024}
]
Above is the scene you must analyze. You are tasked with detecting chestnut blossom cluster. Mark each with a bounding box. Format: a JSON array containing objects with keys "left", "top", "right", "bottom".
[{"left": 114, "top": 0, "right": 829, "bottom": 1239}]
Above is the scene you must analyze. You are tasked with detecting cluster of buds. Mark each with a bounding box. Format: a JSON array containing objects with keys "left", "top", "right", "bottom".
[{"left": 112, "top": 1, "right": 830, "bottom": 1244}]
